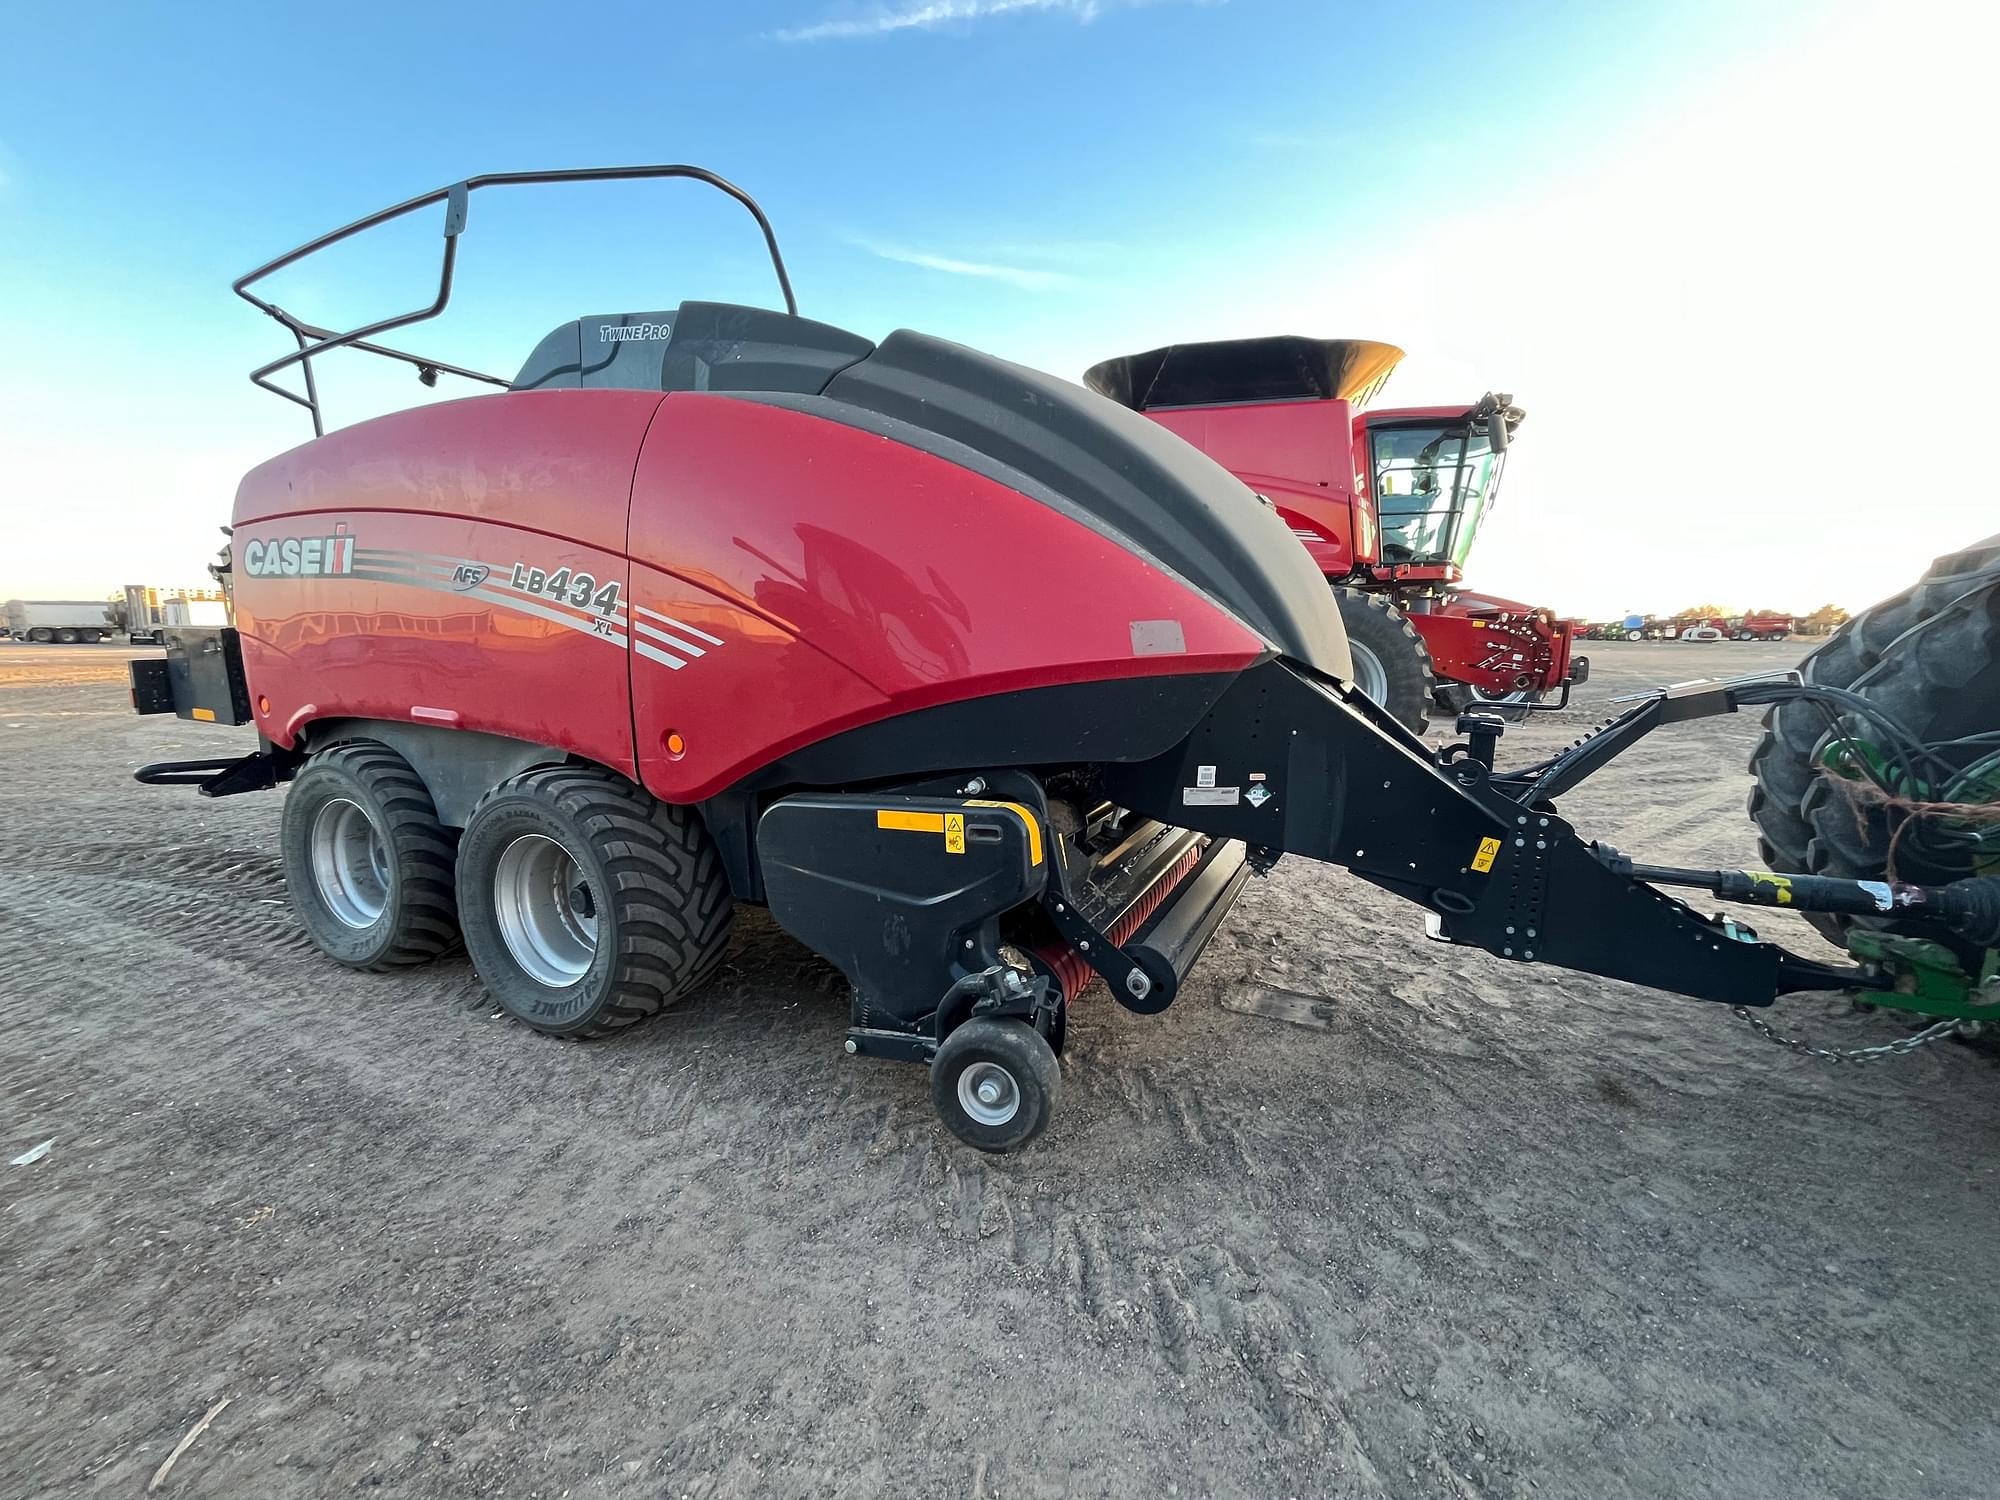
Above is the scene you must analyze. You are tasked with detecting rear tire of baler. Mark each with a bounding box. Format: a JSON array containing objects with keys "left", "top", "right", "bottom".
[
  {"left": 281, "top": 742, "right": 461, "bottom": 970},
  {"left": 1331, "top": 586, "right": 1434, "bottom": 734},
  {"left": 1748, "top": 534, "right": 2000, "bottom": 944},
  {"left": 456, "top": 765, "right": 732, "bottom": 1039}
]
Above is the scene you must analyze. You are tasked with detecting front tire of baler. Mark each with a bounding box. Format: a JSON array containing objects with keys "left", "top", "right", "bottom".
[
  {"left": 1331, "top": 586, "right": 1434, "bottom": 734},
  {"left": 281, "top": 742, "right": 460, "bottom": 970},
  {"left": 931, "top": 1017, "right": 1062, "bottom": 1152},
  {"left": 456, "top": 766, "right": 732, "bottom": 1039}
]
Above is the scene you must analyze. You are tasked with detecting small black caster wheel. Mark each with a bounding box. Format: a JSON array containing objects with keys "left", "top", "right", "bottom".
[{"left": 931, "top": 1017, "right": 1061, "bottom": 1152}]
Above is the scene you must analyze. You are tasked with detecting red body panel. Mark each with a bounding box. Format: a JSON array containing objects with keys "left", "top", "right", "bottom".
[
  {"left": 627, "top": 396, "right": 1266, "bottom": 799},
  {"left": 230, "top": 389, "right": 1267, "bottom": 802},
  {"left": 232, "top": 392, "right": 667, "bottom": 777}
]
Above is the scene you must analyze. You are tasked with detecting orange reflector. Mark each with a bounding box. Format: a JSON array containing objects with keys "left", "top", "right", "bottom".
[
  {"left": 190, "top": 707, "right": 216, "bottom": 722},
  {"left": 257, "top": 695, "right": 270, "bottom": 716},
  {"left": 877, "top": 809, "right": 946, "bottom": 834},
  {"left": 664, "top": 731, "right": 686, "bottom": 757}
]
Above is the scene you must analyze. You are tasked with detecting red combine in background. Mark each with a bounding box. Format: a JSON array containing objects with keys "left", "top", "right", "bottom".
[{"left": 1085, "top": 336, "right": 1586, "bottom": 730}]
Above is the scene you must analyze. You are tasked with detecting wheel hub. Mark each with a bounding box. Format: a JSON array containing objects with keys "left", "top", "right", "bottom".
[
  {"left": 957, "top": 1061, "right": 1021, "bottom": 1126},
  {"left": 493, "top": 834, "right": 599, "bottom": 987},
  {"left": 1347, "top": 639, "right": 1389, "bottom": 704},
  {"left": 309, "top": 797, "right": 391, "bottom": 929}
]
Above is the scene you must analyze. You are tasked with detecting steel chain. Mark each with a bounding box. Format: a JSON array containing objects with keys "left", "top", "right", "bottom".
[{"left": 1729, "top": 1005, "right": 1970, "bottom": 1063}]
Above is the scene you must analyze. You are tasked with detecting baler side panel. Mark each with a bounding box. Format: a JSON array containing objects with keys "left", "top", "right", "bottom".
[
  {"left": 624, "top": 394, "right": 1270, "bottom": 799},
  {"left": 626, "top": 558, "right": 892, "bottom": 801},
  {"left": 229, "top": 390, "right": 668, "bottom": 776}
]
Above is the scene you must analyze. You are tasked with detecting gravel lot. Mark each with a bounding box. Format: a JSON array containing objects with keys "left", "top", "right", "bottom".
[{"left": 3, "top": 640, "right": 1995, "bottom": 1500}]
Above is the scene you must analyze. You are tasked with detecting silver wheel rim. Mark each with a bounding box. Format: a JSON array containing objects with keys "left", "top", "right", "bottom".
[
  {"left": 1469, "top": 684, "right": 1533, "bottom": 705},
  {"left": 957, "top": 1061, "right": 1021, "bottom": 1127},
  {"left": 1347, "top": 640, "right": 1389, "bottom": 704},
  {"left": 493, "top": 834, "right": 598, "bottom": 987},
  {"left": 310, "top": 798, "right": 391, "bottom": 929}
]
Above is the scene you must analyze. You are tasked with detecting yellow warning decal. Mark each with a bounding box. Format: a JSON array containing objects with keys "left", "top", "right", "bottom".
[
  {"left": 876, "top": 809, "right": 945, "bottom": 834},
  {"left": 1748, "top": 870, "right": 1794, "bottom": 905},
  {"left": 944, "top": 813, "right": 966, "bottom": 855},
  {"left": 1470, "top": 835, "right": 1502, "bottom": 873},
  {"left": 191, "top": 707, "right": 216, "bottom": 722},
  {"left": 964, "top": 798, "right": 1044, "bottom": 866}
]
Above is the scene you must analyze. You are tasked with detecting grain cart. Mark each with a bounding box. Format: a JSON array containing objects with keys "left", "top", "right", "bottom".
[
  {"left": 1082, "top": 337, "right": 1586, "bottom": 731},
  {"left": 130, "top": 167, "right": 1999, "bottom": 1150}
]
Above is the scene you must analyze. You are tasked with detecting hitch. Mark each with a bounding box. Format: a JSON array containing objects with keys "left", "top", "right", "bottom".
[
  {"left": 1594, "top": 851, "right": 2000, "bottom": 947},
  {"left": 1101, "top": 658, "right": 1879, "bottom": 1009}
]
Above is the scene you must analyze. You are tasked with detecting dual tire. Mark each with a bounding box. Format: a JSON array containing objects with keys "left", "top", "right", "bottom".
[{"left": 281, "top": 747, "right": 731, "bottom": 1037}]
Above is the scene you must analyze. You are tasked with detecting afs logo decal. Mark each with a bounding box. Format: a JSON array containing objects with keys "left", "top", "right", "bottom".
[{"left": 450, "top": 563, "right": 491, "bottom": 591}]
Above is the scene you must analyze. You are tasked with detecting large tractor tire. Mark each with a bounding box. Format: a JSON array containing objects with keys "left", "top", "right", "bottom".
[
  {"left": 456, "top": 765, "right": 733, "bottom": 1039},
  {"left": 281, "top": 742, "right": 462, "bottom": 969},
  {"left": 1331, "top": 586, "right": 1434, "bottom": 734},
  {"left": 1748, "top": 535, "right": 2000, "bottom": 944}
]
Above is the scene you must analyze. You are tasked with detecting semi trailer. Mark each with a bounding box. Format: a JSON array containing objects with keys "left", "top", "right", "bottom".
[
  {"left": 4, "top": 600, "right": 114, "bottom": 644},
  {"left": 129, "top": 166, "right": 2000, "bottom": 1151}
]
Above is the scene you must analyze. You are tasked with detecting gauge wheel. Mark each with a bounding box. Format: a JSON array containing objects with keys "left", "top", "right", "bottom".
[{"left": 930, "top": 1017, "right": 1062, "bottom": 1152}]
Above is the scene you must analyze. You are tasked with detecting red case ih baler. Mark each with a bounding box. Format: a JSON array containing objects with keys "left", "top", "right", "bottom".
[{"left": 131, "top": 167, "right": 2000, "bottom": 1150}]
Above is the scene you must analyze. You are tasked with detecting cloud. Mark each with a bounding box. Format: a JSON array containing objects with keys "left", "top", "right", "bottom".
[
  {"left": 848, "top": 235, "right": 1079, "bottom": 290},
  {"left": 771, "top": 0, "right": 1201, "bottom": 44},
  {"left": 982, "top": 238, "right": 1123, "bottom": 263}
]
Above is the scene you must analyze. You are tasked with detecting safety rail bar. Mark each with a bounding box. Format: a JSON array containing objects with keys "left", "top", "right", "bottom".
[{"left": 233, "top": 164, "right": 799, "bottom": 436}]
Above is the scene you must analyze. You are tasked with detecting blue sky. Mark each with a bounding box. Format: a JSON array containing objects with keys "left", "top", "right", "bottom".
[{"left": 1, "top": 0, "right": 1991, "bottom": 614}]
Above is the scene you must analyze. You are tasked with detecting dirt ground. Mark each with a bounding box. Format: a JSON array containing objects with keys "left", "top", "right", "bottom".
[{"left": 2, "top": 640, "right": 1995, "bottom": 1500}]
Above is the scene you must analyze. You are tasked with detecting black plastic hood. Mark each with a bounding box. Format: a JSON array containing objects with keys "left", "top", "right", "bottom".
[{"left": 819, "top": 330, "right": 1351, "bottom": 680}]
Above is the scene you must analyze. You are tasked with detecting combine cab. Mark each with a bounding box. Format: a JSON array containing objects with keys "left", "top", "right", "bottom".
[{"left": 1083, "top": 336, "right": 1585, "bottom": 732}]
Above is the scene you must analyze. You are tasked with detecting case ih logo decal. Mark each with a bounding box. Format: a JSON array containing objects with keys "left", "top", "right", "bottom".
[
  {"left": 243, "top": 533, "right": 727, "bottom": 671},
  {"left": 242, "top": 534, "right": 355, "bottom": 577}
]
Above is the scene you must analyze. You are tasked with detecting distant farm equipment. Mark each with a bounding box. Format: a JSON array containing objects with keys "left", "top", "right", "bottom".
[{"left": 1083, "top": 336, "right": 1584, "bottom": 730}]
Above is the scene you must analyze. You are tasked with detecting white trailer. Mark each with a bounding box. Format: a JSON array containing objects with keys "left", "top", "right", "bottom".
[
  {"left": 122, "top": 585, "right": 230, "bottom": 643},
  {"left": 161, "top": 597, "right": 228, "bottom": 628},
  {"left": 4, "top": 600, "right": 116, "bottom": 644}
]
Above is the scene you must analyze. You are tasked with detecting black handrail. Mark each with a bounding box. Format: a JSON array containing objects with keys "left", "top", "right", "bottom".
[{"left": 234, "top": 165, "right": 799, "bottom": 436}]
